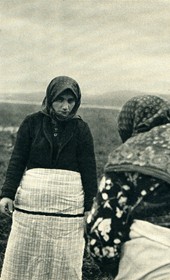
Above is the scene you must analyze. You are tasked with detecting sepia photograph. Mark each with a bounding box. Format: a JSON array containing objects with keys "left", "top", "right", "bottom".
[{"left": 0, "top": 1, "right": 170, "bottom": 279}]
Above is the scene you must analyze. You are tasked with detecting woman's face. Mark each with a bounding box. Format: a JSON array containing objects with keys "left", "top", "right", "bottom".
[{"left": 52, "top": 90, "right": 76, "bottom": 118}]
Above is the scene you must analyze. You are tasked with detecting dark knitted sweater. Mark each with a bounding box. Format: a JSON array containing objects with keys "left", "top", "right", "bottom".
[{"left": 1, "top": 111, "right": 97, "bottom": 211}]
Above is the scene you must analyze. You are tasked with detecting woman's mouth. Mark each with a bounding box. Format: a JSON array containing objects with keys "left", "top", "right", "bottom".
[{"left": 59, "top": 111, "right": 69, "bottom": 116}]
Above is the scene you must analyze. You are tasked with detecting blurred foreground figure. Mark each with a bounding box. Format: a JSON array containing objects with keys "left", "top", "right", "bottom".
[
  {"left": 0, "top": 76, "right": 97, "bottom": 280},
  {"left": 87, "top": 95, "right": 170, "bottom": 279}
]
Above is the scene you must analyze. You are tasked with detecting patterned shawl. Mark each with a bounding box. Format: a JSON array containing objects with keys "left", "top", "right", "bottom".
[
  {"left": 105, "top": 95, "right": 170, "bottom": 183},
  {"left": 42, "top": 76, "right": 81, "bottom": 121}
]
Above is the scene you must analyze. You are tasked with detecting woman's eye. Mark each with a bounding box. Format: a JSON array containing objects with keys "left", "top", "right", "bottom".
[
  {"left": 68, "top": 99, "right": 75, "bottom": 104},
  {"left": 57, "top": 98, "right": 63, "bottom": 102}
]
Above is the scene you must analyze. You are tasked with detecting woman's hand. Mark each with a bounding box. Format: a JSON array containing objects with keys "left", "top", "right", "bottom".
[
  {"left": 0, "top": 197, "right": 13, "bottom": 216},
  {"left": 84, "top": 211, "right": 90, "bottom": 224},
  {"left": 84, "top": 211, "right": 90, "bottom": 239}
]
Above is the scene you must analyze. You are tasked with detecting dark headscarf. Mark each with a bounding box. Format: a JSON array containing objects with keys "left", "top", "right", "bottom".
[
  {"left": 118, "top": 95, "right": 170, "bottom": 142},
  {"left": 42, "top": 76, "right": 81, "bottom": 121},
  {"left": 105, "top": 95, "right": 170, "bottom": 184}
]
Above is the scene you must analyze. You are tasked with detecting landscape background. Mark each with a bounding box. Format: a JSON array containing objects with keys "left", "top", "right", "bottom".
[
  {"left": 1, "top": 90, "right": 170, "bottom": 107},
  {"left": 0, "top": 91, "right": 169, "bottom": 279}
]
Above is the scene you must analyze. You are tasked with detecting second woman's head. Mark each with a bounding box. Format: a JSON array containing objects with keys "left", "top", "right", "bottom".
[
  {"left": 118, "top": 95, "right": 170, "bottom": 142},
  {"left": 42, "top": 76, "right": 81, "bottom": 121}
]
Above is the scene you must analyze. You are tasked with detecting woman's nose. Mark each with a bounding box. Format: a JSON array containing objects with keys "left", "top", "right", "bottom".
[{"left": 62, "top": 101, "right": 69, "bottom": 110}]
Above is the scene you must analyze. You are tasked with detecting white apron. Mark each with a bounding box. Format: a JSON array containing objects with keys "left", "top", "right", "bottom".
[
  {"left": 1, "top": 169, "right": 85, "bottom": 280},
  {"left": 115, "top": 219, "right": 170, "bottom": 280}
]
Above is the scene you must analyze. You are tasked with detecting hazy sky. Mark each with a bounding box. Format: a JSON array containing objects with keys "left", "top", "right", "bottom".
[{"left": 0, "top": 0, "right": 170, "bottom": 96}]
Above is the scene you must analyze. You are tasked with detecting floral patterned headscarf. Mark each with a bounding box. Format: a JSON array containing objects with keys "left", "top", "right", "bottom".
[
  {"left": 105, "top": 95, "right": 170, "bottom": 183},
  {"left": 42, "top": 76, "right": 81, "bottom": 121},
  {"left": 118, "top": 95, "right": 170, "bottom": 143}
]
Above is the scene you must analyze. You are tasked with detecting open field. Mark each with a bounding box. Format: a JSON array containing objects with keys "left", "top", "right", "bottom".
[{"left": 0, "top": 102, "right": 121, "bottom": 279}]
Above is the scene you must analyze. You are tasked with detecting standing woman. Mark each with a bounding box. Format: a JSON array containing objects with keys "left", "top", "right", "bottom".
[
  {"left": 87, "top": 95, "right": 170, "bottom": 279},
  {"left": 0, "top": 76, "right": 97, "bottom": 280}
]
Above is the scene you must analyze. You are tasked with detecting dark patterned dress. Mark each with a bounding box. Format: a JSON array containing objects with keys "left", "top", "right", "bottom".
[{"left": 87, "top": 95, "right": 170, "bottom": 277}]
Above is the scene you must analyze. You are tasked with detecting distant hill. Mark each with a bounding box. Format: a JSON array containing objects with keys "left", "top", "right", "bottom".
[
  {"left": 83, "top": 91, "right": 170, "bottom": 108},
  {"left": 0, "top": 90, "right": 169, "bottom": 107},
  {"left": 1, "top": 92, "right": 44, "bottom": 104}
]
